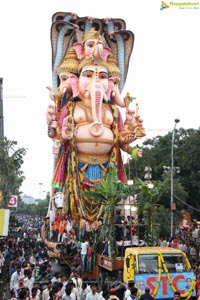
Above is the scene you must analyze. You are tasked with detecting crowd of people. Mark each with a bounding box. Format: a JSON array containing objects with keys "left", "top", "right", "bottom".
[{"left": 1, "top": 213, "right": 200, "bottom": 300}]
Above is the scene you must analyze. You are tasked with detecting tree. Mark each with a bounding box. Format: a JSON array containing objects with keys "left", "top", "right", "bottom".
[
  {"left": 17, "top": 198, "right": 49, "bottom": 216},
  {"left": 0, "top": 137, "right": 26, "bottom": 208},
  {"left": 126, "top": 128, "right": 200, "bottom": 228},
  {"left": 175, "top": 128, "right": 200, "bottom": 217},
  {"left": 81, "top": 165, "right": 138, "bottom": 258},
  {"left": 135, "top": 178, "right": 168, "bottom": 245}
]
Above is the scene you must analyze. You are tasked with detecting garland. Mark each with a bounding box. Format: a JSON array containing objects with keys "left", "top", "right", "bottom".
[
  {"left": 151, "top": 252, "right": 162, "bottom": 297},
  {"left": 135, "top": 252, "right": 196, "bottom": 300},
  {"left": 160, "top": 253, "right": 196, "bottom": 300}
]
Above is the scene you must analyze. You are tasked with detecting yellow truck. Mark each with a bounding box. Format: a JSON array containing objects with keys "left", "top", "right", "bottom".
[{"left": 96, "top": 246, "right": 196, "bottom": 300}]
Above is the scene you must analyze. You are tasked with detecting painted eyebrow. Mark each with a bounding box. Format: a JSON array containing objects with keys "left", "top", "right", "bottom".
[{"left": 82, "top": 70, "right": 108, "bottom": 75}]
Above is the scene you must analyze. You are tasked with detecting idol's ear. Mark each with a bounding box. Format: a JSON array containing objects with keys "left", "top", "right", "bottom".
[
  {"left": 73, "top": 43, "right": 84, "bottom": 60},
  {"left": 70, "top": 75, "right": 79, "bottom": 98}
]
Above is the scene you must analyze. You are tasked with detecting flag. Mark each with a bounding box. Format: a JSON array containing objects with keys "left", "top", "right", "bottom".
[
  {"left": 0, "top": 209, "right": 10, "bottom": 236},
  {"left": 7, "top": 195, "right": 18, "bottom": 208}
]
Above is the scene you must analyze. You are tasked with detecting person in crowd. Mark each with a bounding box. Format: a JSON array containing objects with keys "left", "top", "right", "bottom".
[
  {"left": 49, "top": 288, "right": 57, "bottom": 300},
  {"left": 80, "top": 282, "right": 90, "bottom": 300},
  {"left": 71, "top": 270, "right": 83, "bottom": 297},
  {"left": 42, "top": 280, "right": 52, "bottom": 300},
  {"left": 39, "top": 271, "right": 50, "bottom": 291},
  {"left": 10, "top": 288, "right": 18, "bottom": 300},
  {"left": 10, "top": 265, "right": 22, "bottom": 292},
  {"left": 173, "top": 291, "right": 181, "bottom": 300},
  {"left": 51, "top": 271, "right": 61, "bottom": 286},
  {"left": 62, "top": 283, "right": 73, "bottom": 300},
  {"left": 101, "top": 290, "right": 110, "bottom": 300},
  {"left": 14, "top": 275, "right": 27, "bottom": 299},
  {"left": 24, "top": 268, "right": 35, "bottom": 293},
  {"left": 86, "top": 282, "right": 99, "bottom": 300},
  {"left": 72, "top": 254, "right": 82, "bottom": 273},
  {"left": 97, "top": 284, "right": 108, "bottom": 300},
  {"left": 17, "top": 288, "right": 29, "bottom": 300},
  {"left": 127, "top": 288, "right": 138, "bottom": 300},
  {"left": 81, "top": 238, "right": 89, "bottom": 271},
  {"left": 32, "top": 281, "right": 41, "bottom": 300},
  {"left": 139, "top": 287, "right": 154, "bottom": 300},
  {"left": 0, "top": 251, "right": 5, "bottom": 279},
  {"left": 60, "top": 274, "right": 68, "bottom": 295},
  {"left": 86, "top": 242, "right": 93, "bottom": 272},
  {"left": 30, "top": 286, "right": 40, "bottom": 300},
  {"left": 45, "top": 263, "right": 54, "bottom": 280},
  {"left": 124, "top": 281, "right": 135, "bottom": 300},
  {"left": 56, "top": 281, "right": 64, "bottom": 299},
  {"left": 109, "top": 287, "right": 120, "bottom": 300}
]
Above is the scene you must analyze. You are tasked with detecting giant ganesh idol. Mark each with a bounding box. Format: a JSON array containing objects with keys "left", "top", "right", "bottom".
[{"left": 46, "top": 13, "right": 145, "bottom": 227}]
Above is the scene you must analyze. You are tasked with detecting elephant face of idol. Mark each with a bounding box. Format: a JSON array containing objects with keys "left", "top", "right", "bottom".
[
  {"left": 84, "top": 39, "right": 104, "bottom": 60},
  {"left": 58, "top": 72, "right": 79, "bottom": 98},
  {"left": 73, "top": 41, "right": 111, "bottom": 61},
  {"left": 109, "top": 77, "right": 126, "bottom": 108},
  {"left": 78, "top": 64, "right": 109, "bottom": 136}
]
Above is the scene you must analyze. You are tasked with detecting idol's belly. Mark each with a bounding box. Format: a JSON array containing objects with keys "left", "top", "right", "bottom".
[{"left": 75, "top": 125, "right": 114, "bottom": 155}]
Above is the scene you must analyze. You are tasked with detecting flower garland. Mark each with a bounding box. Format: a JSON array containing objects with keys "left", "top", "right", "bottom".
[
  {"left": 151, "top": 252, "right": 162, "bottom": 297},
  {"left": 160, "top": 253, "right": 196, "bottom": 300},
  {"left": 182, "top": 251, "right": 192, "bottom": 270}
]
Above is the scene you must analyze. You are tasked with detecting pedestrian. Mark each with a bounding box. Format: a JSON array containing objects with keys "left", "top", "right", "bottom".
[
  {"left": 17, "top": 288, "right": 29, "bottom": 300},
  {"left": 140, "top": 287, "right": 154, "bottom": 300},
  {"left": 124, "top": 281, "right": 135, "bottom": 300},
  {"left": 86, "top": 283, "right": 99, "bottom": 300},
  {"left": 62, "top": 284, "right": 73, "bottom": 300},
  {"left": 109, "top": 287, "right": 120, "bottom": 300},
  {"left": 173, "top": 291, "right": 181, "bottom": 300},
  {"left": 81, "top": 238, "right": 89, "bottom": 271},
  {"left": 71, "top": 271, "right": 83, "bottom": 298},
  {"left": 10, "top": 265, "right": 22, "bottom": 291},
  {"left": 42, "top": 280, "right": 52, "bottom": 300},
  {"left": 86, "top": 242, "right": 93, "bottom": 272},
  {"left": 127, "top": 288, "right": 138, "bottom": 300},
  {"left": 30, "top": 287, "right": 40, "bottom": 300}
]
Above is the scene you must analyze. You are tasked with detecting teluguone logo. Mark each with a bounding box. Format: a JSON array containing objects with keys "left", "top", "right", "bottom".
[{"left": 160, "top": 1, "right": 199, "bottom": 9}]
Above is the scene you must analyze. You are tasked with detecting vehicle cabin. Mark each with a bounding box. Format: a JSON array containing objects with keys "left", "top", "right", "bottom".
[{"left": 124, "top": 247, "right": 196, "bottom": 300}]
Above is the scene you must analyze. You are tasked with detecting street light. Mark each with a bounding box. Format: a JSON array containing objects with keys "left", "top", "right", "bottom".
[
  {"left": 170, "top": 118, "right": 180, "bottom": 237},
  {"left": 38, "top": 182, "right": 43, "bottom": 200}
]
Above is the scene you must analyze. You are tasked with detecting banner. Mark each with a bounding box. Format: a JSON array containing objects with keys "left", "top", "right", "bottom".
[
  {"left": 7, "top": 195, "right": 18, "bottom": 208},
  {"left": 0, "top": 209, "right": 10, "bottom": 236}
]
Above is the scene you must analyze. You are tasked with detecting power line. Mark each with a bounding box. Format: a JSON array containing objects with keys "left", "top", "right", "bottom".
[{"left": 174, "top": 194, "right": 200, "bottom": 212}]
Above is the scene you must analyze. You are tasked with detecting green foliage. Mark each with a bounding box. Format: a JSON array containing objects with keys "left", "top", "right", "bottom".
[
  {"left": 82, "top": 165, "right": 138, "bottom": 258},
  {"left": 128, "top": 128, "right": 200, "bottom": 237},
  {"left": 17, "top": 199, "right": 49, "bottom": 216},
  {"left": 0, "top": 137, "right": 26, "bottom": 208},
  {"left": 135, "top": 178, "right": 164, "bottom": 245}
]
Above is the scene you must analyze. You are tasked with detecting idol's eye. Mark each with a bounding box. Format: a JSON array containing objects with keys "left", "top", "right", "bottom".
[
  {"left": 60, "top": 75, "right": 69, "bottom": 81},
  {"left": 99, "top": 72, "right": 109, "bottom": 80},
  {"left": 82, "top": 70, "right": 93, "bottom": 78},
  {"left": 113, "top": 78, "right": 120, "bottom": 85},
  {"left": 86, "top": 41, "right": 95, "bottom": 48}
]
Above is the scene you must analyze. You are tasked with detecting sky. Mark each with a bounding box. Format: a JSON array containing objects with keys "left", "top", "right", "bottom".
[{"left": 0, "top": 0, "right": 199, "bottom": 199}]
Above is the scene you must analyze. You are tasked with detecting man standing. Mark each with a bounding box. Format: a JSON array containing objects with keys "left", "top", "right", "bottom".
[
  {"left": 139, "top": 287, "right": 154, "bottom": 300},
  {"left": 86, "top": 283, "right": 99, "bottom": 300}
]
